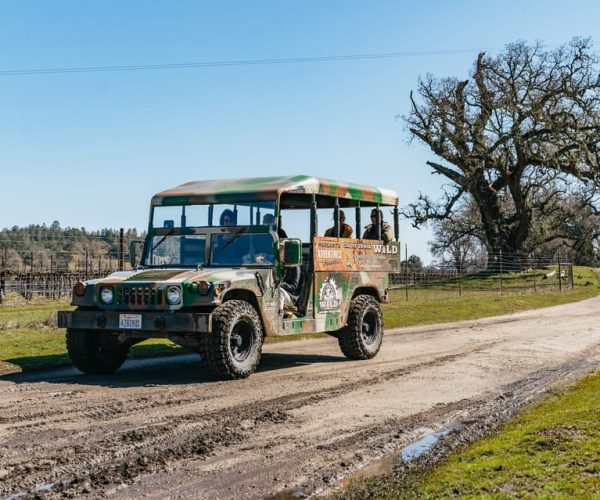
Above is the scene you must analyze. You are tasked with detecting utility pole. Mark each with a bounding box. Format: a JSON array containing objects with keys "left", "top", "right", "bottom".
[{"left": 119, "top": 228, "right": 124, "bottom": 271}]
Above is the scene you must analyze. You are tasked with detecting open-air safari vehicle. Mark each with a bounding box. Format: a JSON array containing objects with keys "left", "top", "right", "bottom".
[{"left": 58, "top": 175, "right": 400, "bottom": 379}]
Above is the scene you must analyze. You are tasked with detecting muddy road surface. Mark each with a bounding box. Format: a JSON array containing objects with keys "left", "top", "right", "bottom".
[{"left": 1, "top": 297, "right": 600, "bottom": 499}]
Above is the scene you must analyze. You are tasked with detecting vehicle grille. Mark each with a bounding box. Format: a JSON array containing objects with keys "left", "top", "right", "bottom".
[{"left": 116, "top": 286, "right": 163, "bottom": 306}]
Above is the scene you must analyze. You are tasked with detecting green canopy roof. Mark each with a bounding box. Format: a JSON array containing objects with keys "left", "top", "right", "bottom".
[{"left": 152, "top": 175, "right": 398, "bottom": 207}]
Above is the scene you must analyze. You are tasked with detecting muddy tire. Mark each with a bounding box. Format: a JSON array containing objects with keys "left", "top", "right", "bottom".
[
  {"left": 202, "top": 300, "right": 264, "bottom": 379},
  {"left": 66, "top": 329, "right": 129, "bottom": 374},
  {"left": 338, "top": 295, "right": 383, "bottom": 360}
]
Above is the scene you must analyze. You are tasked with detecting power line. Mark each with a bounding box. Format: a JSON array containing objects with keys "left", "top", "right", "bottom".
[{"left": 0, "top": 48, "right": 497, "bottom": 77}]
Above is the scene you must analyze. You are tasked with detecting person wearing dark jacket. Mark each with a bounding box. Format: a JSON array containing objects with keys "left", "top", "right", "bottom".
[
  {"left": 278, "top": 265, "right": 301, "bottom": 316},
  {"left": 262, "top": 213, "right": 288, "bottom": 238},
  {"left": 324, "top": 209, "right": 353, "bottom": 238},
  {"left": 362, "top": 208, "right": 393, "bottom": 244}
]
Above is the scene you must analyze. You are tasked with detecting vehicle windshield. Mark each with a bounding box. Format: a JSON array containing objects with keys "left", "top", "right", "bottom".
[
  {"left": 143, "top": 232, "right": 275, "bottom": 267},
  {"left": 211, "top": 233, "right": 275, "bottom": 266},
  {"left": 144, "top": 234, "right": 206, "bottom": 267}
]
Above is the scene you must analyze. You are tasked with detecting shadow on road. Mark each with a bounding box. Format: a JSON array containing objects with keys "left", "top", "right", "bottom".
[{"left": 1, "top": 351, "right": 346, "bottom": 387}]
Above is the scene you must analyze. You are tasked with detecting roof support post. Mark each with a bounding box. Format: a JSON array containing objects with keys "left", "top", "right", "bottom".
[
  {"left": 181, "top": 206, "right": 187, "bottom": 228},
  {"left": 310, "top": 194, "right": 318, "bottom": 240},
  {"left": 376, "top": 204, "right": 381, "bottom": 240},
  {"left": 333, "top": 198, "right": 340, "bottom": 237},
  {"left": 355, "top": 202, "right": 361, "bottom": 240},
  {"left": 394, "top": 206, "right": 399, "bottom": 242}
]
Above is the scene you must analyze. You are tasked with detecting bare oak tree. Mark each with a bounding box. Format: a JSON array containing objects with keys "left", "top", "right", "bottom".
[{"left": 404, "top": 38, "right": 600, "bottom": 259}]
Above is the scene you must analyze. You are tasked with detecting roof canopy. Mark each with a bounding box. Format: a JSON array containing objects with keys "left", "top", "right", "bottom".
[{"left": 152, "top": 175, "right": 398, "bottom": 208}]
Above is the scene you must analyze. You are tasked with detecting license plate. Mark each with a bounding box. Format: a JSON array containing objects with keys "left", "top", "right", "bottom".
[{"left": 119, "top": 314, "right": 142, "bottom": 329}]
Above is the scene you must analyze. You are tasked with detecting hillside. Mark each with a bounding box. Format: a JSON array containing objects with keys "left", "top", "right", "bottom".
[{"left": 0, "top": 221, "right": 143, "bottom": 271}]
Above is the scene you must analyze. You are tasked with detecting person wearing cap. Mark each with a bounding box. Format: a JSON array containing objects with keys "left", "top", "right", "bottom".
[
  {"left": 362, "top": 208, "right": 393, "bottom": 243},
  {"left": 324, "top": 209, "right": 353, "bottom": 238}
]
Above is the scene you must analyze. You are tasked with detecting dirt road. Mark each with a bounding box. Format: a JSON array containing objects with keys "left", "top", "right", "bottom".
[{"left": 1, "top": 296, "right": 599, "bottom": 499}]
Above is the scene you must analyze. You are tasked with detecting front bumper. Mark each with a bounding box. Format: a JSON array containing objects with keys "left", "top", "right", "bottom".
[{"left": 57, "top": 310, "right": 212, "bottom": 333}]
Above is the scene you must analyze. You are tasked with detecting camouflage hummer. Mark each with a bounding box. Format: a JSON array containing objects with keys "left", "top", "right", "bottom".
[{"left": 58, "top": 175, "right": 400, "bottom": 379}]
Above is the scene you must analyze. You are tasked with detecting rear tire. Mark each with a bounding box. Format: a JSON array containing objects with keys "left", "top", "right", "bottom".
[
  {"left": 338, "top": 295, "right": 383, "bottom": 360},
  {"left": 202, "top": 300, "right": 264, "bottom": 379},
  {"left": 66, "top": 329, "right": 129, "bottom": 374}
]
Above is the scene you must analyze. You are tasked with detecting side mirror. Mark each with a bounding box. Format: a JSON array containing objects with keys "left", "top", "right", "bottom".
[
  {"left": 129, "top": 241, "right": 144, "bottom": 268},
  {"left": 280, "top": 239, "right": 302, "bottom": 267}
]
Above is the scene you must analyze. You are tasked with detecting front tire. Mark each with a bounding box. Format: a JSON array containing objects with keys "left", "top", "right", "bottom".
[
  {"left": 202, "top": 300, "right": 264, "bottom": 379},
  {"left": 338, "top": 295, "right": 383, "bottom": 360},
  {"left": 66, "top": 329, "right": 129, "bottom": 374}
]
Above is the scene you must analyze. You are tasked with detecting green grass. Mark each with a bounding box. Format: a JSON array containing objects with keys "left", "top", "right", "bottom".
[
  {"left": 383, "top": 266, "right": 600, "bottom": 328},
  {"left": 0, "top": 300, "right": 71, "bottom": 327},
  {"left": 339, "top": 371, "right": 600, "bottom": 498},
  {"left": 421, "top": 372, "right": 600, "bottom": 497},
  {"left": 0, "top": 266, "right": 598, "bottom": 374},
  {"left": 0, "top": 326, "right": 185, "bottom": 373}
]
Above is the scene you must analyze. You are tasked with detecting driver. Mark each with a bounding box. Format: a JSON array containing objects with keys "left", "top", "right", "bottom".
[{"left": 213, "top": 209, "right": 247, "bottom": 264}]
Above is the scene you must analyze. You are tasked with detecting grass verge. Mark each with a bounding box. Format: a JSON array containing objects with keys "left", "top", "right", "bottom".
[{"left": 338, "top": 371, "right": 600, "bottom": 498}]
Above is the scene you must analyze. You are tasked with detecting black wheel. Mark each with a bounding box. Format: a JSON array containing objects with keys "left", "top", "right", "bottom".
[
  {"left": 66, "top": 329, "right": 129, "bottom": 374},
  {"left": 338, "top": 295, "right": 383, "bottom": 360},
  {"left": 202, "top": 300, "right": 264, "bottom": 379}
]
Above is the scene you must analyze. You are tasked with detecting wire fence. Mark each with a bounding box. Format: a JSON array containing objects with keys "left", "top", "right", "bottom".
[
  {"left": 0, "top": 252, "right": 127, "bottom": 305},
  {"left": 0, "top": 249, "right": 578, "bottom": 306},
  {"left": 389, "top": 250, "right": 576, "bottom": 301}
]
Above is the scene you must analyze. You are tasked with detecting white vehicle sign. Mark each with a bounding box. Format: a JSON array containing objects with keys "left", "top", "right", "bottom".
[{"left": 119, "top": 314, "right": 142, "bottom": 329}]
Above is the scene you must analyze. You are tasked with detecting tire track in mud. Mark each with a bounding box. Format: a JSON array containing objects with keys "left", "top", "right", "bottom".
[
  {"left": 0, "top": 385, "right": 213, "bottom": 426},
  {"left": 107, "top": 352, "right": 600, "bottom": 500},
  {"left": 0, "top": 343, "right": 500, "bottom": 498}
]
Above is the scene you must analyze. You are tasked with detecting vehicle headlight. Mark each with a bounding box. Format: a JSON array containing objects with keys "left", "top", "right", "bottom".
[
  {"left": 100, "top": 286, "right": 114, "bottom": 304},
  {"left": 166, "top": 286, "right": 181, "bottom": 304}
]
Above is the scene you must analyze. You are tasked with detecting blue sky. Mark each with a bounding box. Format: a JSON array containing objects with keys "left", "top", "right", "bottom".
[{"left": 2, "top": 0, "right": 600, "bottom": 262}]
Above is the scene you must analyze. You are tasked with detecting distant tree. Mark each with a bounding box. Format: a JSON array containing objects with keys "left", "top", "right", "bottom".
[
  {"left": 401, "top": 254, "right": 424, "bottom": 271},
  {"left": 0, "top": 224, "right": 142, "bottom": 272},
  {"left": 536, "top": 187, "right": 600, "bottom": 265},
  {"left": 404, "top": 38, "right": 600, "bottom": 261}
]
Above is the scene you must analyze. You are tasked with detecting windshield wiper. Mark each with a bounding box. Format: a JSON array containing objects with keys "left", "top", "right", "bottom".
[
  {"left": 151, "top": 227, "right": 175, "bottom": 252},
  {"left": 218, "top": 227, "right": 247, "bottom": 251}
]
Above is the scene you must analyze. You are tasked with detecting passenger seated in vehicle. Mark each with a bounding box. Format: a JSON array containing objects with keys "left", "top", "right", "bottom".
[
  {"left": 262, "top": 213, "right": 288, "bottom": 238},
  {"left": 324, "top": 209, "right": 353, "bottom": 238},
  {"left": 213, "top": 209, "right": 247, "bottom": 264},
  {"left": 278, "top": 265, "right": 301, "bottom": 318},
  {"left": 362, "top": 208, "right": 393, "bottom": 244},
  {"left": 220, "top": 209, "right": 235, "bottom": 226}
]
